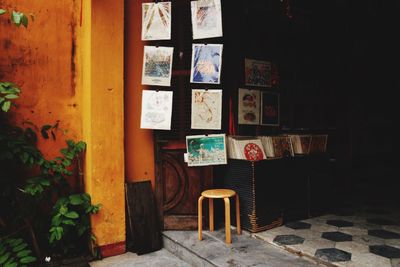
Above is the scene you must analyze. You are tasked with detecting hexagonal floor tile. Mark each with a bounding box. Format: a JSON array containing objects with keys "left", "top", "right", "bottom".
[
  {"left": 315, "top": 248, "right": 352, "bottom": 262},
  {"left": 368, "top": 229, "right": 400, "bottom": 239},
  {"left": 367, "top": 218, "right": 398, "bottom": 226},
  {"left": 322, "top": 231, "right": 353, "bottom": 242},
  {"left": 273, "top": 235, "right": 305, "bottom": 246},
  {"left": 285, "top": 221, "right": 312, "bottom": 230},
  {"left": 370, "top": 245, "right": 400, "bottom": 259},
  {"left": 327, "top": 220, "right": 354, "bottom": 227}
]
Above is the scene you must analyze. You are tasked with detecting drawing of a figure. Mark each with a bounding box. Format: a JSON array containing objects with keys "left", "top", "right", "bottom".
[{"left": 191, "top": 44, "right": 223, "bottom": 84}]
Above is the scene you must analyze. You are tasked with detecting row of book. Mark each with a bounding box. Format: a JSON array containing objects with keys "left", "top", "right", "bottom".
[{"left": 227, "top": 134, "right": 328, "bottom": 161}]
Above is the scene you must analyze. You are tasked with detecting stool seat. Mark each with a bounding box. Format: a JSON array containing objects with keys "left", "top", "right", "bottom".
[
  {"left": 201, "top": 189, "right": 236, "bottom": 198},
  {"left": 198, "top": 188, "right": 241, "bottom": 244}
]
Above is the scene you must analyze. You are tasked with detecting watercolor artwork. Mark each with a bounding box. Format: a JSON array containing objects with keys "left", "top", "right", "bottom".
[
  {"left": 238, "top": 88, "right": 260, "bottom": 125},
  {"left": 140, "top": 90, "right": 173, "bottom": 130},
  {"left": 245, "top": 59, "right": 272, "bottom": 87},
  {"left": 142, "top": 2, "right": 171, "bottom": 41},
  {"left": 186, "top": 134, "right": 227, "bottom": 166},
  {"left": 190, "top": 0, "right": 223, "bottom": 39},
  {"left": 190, "top": 44, "right": 223, "bottom": 84},
  {"left": 261, "top": 91, "right": 279, "bottom": 126},
  {"left": 142, "top": 46, "right": 174, "bottom": 87},
  {"left": 191, "top": 89, "right": 222, "bottom": 130}
]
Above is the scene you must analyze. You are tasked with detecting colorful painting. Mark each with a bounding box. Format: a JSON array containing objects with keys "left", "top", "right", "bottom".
[
  {"left": 238, "top": 88, "right": 260, "bottom": 125},
  {"left": 190, "top": 44, "right": 223, "bottom": 84},
  {"left": 186, "top": 134, "right": 227, "bottom": 166},
  {"left": 142, "top": 46, "right": 174, "bottom": 86},
  {"left": 191, "top": 0, "right": 223, "bottom": 39},
  {"left": 142, "top": 2, "right": 171, "bottom": 41},
  {"left": 140, "top": 90, "right": 173, "bottom": 130},
  {"left": 261, "top": 91, "right": 279, "bottom": 126},
  {"left": 191, "top": 89, "right": 222, "bottom": 129},
  {"left": 245, "top": 59, "right": 272, "bottom": 87}
]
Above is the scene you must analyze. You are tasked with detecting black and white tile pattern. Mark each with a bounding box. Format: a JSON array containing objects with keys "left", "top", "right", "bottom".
[{"left": 254, "top": 210, "right": 400, "bottom": 267}]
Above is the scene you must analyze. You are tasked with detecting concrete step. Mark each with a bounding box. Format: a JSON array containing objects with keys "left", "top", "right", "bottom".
[{"left": 162, "top": 229, "right": 320, "bottom": 267}]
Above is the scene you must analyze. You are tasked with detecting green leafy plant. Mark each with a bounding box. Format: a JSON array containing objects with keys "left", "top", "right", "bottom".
[{"left": 0, "top": 238, "right": 36, "bottom": 267}]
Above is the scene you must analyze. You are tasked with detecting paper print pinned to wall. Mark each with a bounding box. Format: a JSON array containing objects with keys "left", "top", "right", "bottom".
[
  {"left": 140, "top": 90, "right": 173, "bottom": 130},
  {"left": 238, "top": 88, "right": 260, "bottom": 125},
  {"left": 142, "top": 46, "right": 174, "bottom": 87},
  {"left": 142, "top": 2, "right": 171, "bottom": 41},
  {"left": 245, "top": 59, "right": 272, "bottom": 87},
  {"left": 191, "top": 89, "right": 222, "bottom": 130},
  {"left": 190, "top": 44, "right": 223, "bottom": 84},
  {"left": 186, "top": 134, "right": 227, "bottom": 167},
  {"left": 261, "top": 91, "right": 279, "bottom": 126},
  {"left": 191, "top": 0, "right": 223, "bottom": 39}
]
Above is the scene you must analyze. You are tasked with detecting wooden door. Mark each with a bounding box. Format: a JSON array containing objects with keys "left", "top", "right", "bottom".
[{"left": 155, "top": 141, "right": 213, "bottom": 230}]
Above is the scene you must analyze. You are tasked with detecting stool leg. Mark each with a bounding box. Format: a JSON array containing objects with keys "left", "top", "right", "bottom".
[
  {"left": 235, "top": 194, "right": 241, "bottom": 235},
  {"left": 223, "top": 197, "right": 231, "bottom": 244},
  {"left": 209, "top": 198, "right": 214, "bottom": 231},
  {"left": 198, "top": 196, "right": 205, "bottom": 240}
]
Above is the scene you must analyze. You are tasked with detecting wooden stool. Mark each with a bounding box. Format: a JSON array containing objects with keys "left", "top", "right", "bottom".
[{"left": 198, "top": 189, "right": 241, "bottom": 244}]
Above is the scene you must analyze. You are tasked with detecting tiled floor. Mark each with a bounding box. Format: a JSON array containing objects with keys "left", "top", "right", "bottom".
[{"left": 254, "top": 207, "right": 400, "bottom": 267}]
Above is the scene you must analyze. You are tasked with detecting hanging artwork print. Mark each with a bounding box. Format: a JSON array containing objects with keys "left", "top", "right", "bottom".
[
  {"left": 140, "top": 90, "right": 173, "bottom": 130},
  {"left": 186, "top": 134, "right": 227, "bottom": 166},
  {"left": 238, "top": 88, "right": 260, "bottom": 125},
  {"left": 191, "top": 0, "right": 223, "bottom": 39},
  {"left": 261, "top": 91, "right": 279, "bottom": 126},
  {"left": 190, "top": 44, "right": 223, "bottom": 84},
  {"left": 142, "top": 2, "right": 171, "bottom": 41},
  {"left": 191, "top": 89, "right": 222, "bottom": 129},
  {"left": 245, "top": 59, "right": 272, "bottom": 87},
  {"left": 142, "top": 46, "right": 174, "bottom": 87}
]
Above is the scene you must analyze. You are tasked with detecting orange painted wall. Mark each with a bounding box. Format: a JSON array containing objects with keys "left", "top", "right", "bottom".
[
  {"left": 0, "top": 1, "right": 82, "bottom": 157},
  {"left": 125, "top": 0, "right": 155, "bottom": 187}
]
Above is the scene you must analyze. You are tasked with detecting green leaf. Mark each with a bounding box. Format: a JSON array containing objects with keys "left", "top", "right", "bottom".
[
  {"left": 62, "top": 159, "right": 71, "bottom": 166},
  {"left": 11, "top": 11, "right": 22, "bottom": 26},
  {"left": 20, "top": 14, "right": 28, "bottom": 27},
  {"left": 19, "top": 256, "right": 36, "bottom": 264},
  {"left": 0, "top": 252, "right": 11, "bottom": 264},
  {"left": 5, "top": 94, "right": 18, "bottom": 99},
  {"left": 65, "top": 211, "right": 79, "bottom": 219},
  {"left": 16, "top": 249, "right": 32, "bottom": 258},
  {"left": 8, "top": 239, "right": 23, "bottom": 247},
  {"left": 69, "top": 194, "right": 84, "bottom": 205},
  {"left": 0, "top": 9, "right": 6, "bottom": 15},
  {"left": 0, "top": 97, "right": 4, "bottom": 103},
  {"left": 2, "top": 100, "right": 11, "bottom": 112},
  {"left": 4, "top": 261, "right": 18, "bottom": 267},
  {"left": 51, "top": 214, "right": 62, "bottom": 226},
  {"left": 62, "top": 219, "right": 76, "bottom": 226},
  {"left": 59, "top": 205, "right": 68, "bottom": 215},
  {"left": 12, "top": 243, "right": 28, "bottom": 253}
]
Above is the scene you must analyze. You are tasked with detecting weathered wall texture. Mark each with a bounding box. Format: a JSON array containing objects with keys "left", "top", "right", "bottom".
[
  {"left": 0, "top": 1, "right": 82, "bottom": 157},
  {"left": 1, "top": 0, "right": 126, "bottom": 254}
]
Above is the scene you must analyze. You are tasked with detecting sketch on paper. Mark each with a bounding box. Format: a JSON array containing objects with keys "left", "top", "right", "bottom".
[
  {"left": 191, "top": 0, "right": 223, "bottom": 39},
  {"left": 140, "top": 90, "right": 173, "bottom": 130},
  {"left": 245, "top": 59, "right": 272, "bottom": 87},
  {"left": 190, "top": 44, "right": 223, "bottom": 84},
  {"left": 261, "top": 91, "right": 279, "bottom": 126},
  {"left": 142, "top": 2, "right": 171, "bottom": 41},
  {"left": 186, "top": 134, "right": 227, "bottom": 166},
  {"left": 238, "top": 88, "right": 260, "bottom": 125},
  {"left": 191, "top": 89, "right": 222, "bottom": 129},
  {"left": 142, "top": 46, "right": 174, "bottom": 86}
]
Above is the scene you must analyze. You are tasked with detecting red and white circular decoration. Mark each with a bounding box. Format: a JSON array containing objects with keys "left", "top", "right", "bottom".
[{"left": 243, "top": 143, "right": 265, "bottom": 161}]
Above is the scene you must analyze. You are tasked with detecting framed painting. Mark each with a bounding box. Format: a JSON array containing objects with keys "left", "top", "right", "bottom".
[
  {"left": 260, "top": 91, "right": 279, "bottom": 126},
  {"left": 186, "top": 134, "right": 227, "bottom": 166}
]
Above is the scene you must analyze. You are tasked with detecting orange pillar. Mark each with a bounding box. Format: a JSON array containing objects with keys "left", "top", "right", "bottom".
[
  {"left": 125, "top": 0, "right": 155, "bottom": 187},
  {"left": 78, "top": 0, "right": 125, "bottom": 257}
]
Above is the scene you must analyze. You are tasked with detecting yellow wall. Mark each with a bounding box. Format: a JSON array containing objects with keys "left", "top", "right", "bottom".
[
  {"left": 77, "top": 0, "right": 125, "bottom": 250},
  {"left": 1, "top": 0, "right": 126, "bottom": 254},
  {"left": 125, "top": 0, "right": 156, "bottom": 187},
  {"left": 0, "top": 1, "right": 82, "bottom": 157}
]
